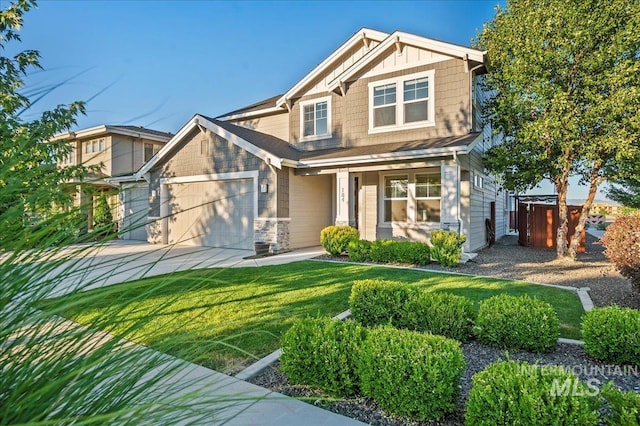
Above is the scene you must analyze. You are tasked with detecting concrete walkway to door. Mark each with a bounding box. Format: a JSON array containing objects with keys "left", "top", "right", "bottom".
[{"left": 46, "top": 241, "right": 326, "bottom": 297}]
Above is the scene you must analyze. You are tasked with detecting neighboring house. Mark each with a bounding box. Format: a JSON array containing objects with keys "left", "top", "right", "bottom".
[
  {"left": 54, "top": 125, "right": 172, "bottom": 239},
  {"left": 132, "top": 28, "right": 508, "bottom": 252}
]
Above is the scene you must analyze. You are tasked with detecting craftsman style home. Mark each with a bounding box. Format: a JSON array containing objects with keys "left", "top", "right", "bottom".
[
  {"left": 130, "top": 28, "right": 508, "bottom": 252},
  {"left": 54, "top": 125, "right": 171, "bottom": 238}
]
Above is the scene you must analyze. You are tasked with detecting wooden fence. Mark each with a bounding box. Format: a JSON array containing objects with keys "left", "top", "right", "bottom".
[{"left": 517, "top": 203, "right": 585, "bottom": 252}]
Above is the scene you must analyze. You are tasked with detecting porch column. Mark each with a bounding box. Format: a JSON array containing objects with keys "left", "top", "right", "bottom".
[
  {"left": 335, "top": 170, "right": 350, "bottom": 226},
  {"left": 441, "top": 164, "right": 461, "bottom": 232}
]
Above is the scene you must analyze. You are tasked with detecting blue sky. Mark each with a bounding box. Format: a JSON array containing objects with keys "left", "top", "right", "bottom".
[{"left": 12, "top": 0, "right": 611, "bottom": 201}]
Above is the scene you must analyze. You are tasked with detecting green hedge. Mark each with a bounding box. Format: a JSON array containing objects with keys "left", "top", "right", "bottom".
[
  {"left": 582, "top": 306, "right": 640, "bottom": 365},
  {"left": 320, "top": 226, "right": 359, "bottom": 256},
  {"left": 347, "top": 239, "right": 372, "bottom": 262},
  {"left": 600, "top": 383, "right": 640, "bottom": 426},
  {"left": 367, "top": 239, "right": 431, "bottom": 265},
  {"left": 349, "top": 280, "right": 476, "bottom": 341},
  {"left": 402, "top": 291, "right": 476, "bottom": 341},
  {"left": 280, "top": 317, "right": 366, "bottom": 396},
  {"left": 349, "top": 279, "right": 413, "bottom": 328},
  {"left": 430, "top": 230, "right": 466, "bottom": 267},
  {"left": 475, "top": 294, "right": 559, "bottom": 352},
  {"left": 358, "top": 327, "right": 465, "bottom": 420},
  {"left": 465, "top": 360, "right": 599, "bottom": 425}
]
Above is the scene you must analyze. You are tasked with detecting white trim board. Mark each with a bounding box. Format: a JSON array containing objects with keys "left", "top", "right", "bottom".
[
  {"left": 159, "top": 170, "right": 259, "bottom": 185},
  {"left": 137, "top": 115, "right": 282, "bottom": 179}
]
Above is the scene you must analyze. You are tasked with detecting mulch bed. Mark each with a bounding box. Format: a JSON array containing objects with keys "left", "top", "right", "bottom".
[
  {"left": 250, "top": 341, "right": 639, "bottom": 426},
  {"left": 247, "top": 234, "right": 640, "bottom": 425}
]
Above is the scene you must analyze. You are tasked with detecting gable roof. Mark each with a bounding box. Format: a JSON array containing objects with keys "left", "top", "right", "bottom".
[
  {"left": 275, "top": 27, "right": 389, "bottom": 109},
  {"left": 216, "top": 94, "right": 284, "bottom": 121},
  {"left": 136, "top": 114, "right": 300, "bottom": 177},
  {"left": 52, "top": 124, "right": 173, "bottom": 143},
  {"left": 137, "top": 110, "right": 481, "bottom": 176},
  {"left": 327, "top": 30, "right": 485, "bottom": 92}
]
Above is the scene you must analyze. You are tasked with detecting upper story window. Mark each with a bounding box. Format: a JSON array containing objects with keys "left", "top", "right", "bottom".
[
  {"left": 85, "top": 138, "right": 106, "bottom": 154},
  {"left": 60, "top": 146, "right": 75, "bottom": 166},
  {"left": 300, "top": 96, "right": 331, "bottom": 141},
  {"left": 144, "top": 143, "right": 160, "bottom": 162},
  {"left": 368, "top": 70, "right": 435, "bottom": 134}
]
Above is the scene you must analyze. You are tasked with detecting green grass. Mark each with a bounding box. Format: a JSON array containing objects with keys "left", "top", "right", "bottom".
[{"left": 54, "top": 260, "right": 584, "bottom": 373}]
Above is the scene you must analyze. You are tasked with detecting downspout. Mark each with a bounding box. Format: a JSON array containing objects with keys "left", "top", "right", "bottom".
[{"left": 453, "top": 151, "right": 463, "bottom": 238}]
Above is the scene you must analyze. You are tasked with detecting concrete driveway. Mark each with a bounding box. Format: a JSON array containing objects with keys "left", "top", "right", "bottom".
[{"left": 46, "top": 241, "right": 325, "bottom": 296}]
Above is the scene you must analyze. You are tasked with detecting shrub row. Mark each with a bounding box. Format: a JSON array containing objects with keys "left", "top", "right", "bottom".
[
  {"left": 350, "top": 280, "right": 561, "bottom": 350},
  {"left": 280, "top": 318, "right": 464, "bottom": 421},
  {"left": 321, "top": 226, "right": 465, "bottom": 268},
  {"left": 466, "top": 361, "right": 639, "bottom": 425},
  {"left": 349, "top": 279, "right": 475, "bottom": 342},
  {"left": 582, "top": 305, "right": 640, "bottom": 366},
  {"left": 347, "top": 239, "right": 431, "bottom": 265},
  {"left": 465, "top": 360, "right": 600, "bottom": 425},
  {"left": 601, "top": 215, "right": 640, "bottom": 291},
  {"left": 474, "top": 293, "right": 560, "bottom": 353}
]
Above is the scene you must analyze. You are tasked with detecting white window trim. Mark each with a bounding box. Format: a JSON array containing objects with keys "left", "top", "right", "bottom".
[
  {"left": 299, "top": 96, "right": 332, "bottom": 142},
  {"left": 382, "top": 174, "right": 409, "bottom": 223},
  {"left": 379, "top": 169, "right": 442, "bottom": 227},
  {"left": 368, "top": 69, "right": 435, "bottom": 134},
  {"left": 473, "top": 170, "right": 485, "bottom": 191},
  {"left": 415, "top": 172, "right": 442, "bottom": 223}
]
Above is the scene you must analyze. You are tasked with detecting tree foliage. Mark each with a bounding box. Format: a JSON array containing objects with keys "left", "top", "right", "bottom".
[
  {"left": 475, "top": 0, "right": 640, "bottom": 258},
  {"left": 608, "top": 178, "right": 640, "bottom": 209},
  {"left": 0, "top": 0, "right": 93, "bottom": 249},
  {"left": 1, "top": 2, "right": 224, "bottom": 424}
]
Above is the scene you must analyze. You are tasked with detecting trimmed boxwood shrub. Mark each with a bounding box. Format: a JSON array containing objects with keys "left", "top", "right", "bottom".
[
  {"left": 465, "top": 360, "right": 600, "bottom": 426},
  {"left": 475, "top": 294, "right": 559, "bottom": 352},
  {"left": 601, "top": 215, "right": 640, "bottom": 290},
  {"left": 320, "top": 225, "right": 359, "bottom": 256},
  {"left": 430, "top": 230, "right": 466, "bottom": 267},
  {"left": 280, "top": 317, "right": 366, "bottom": 396},
  {"left": 582, "top": 306, "right": 640, "bottom": 365},
  {"left": 402, "top": 291, "right": 476, "bottom": 341},
  {"left": 349, "top": 279, "right": 414, "bottom": 328},
  {"left": 368, "top": 239, "right": 430, "bottom": 265},
  {"left": 347, "top": 239, "right": 372, "bottom": 262},
  {"left": 600, "top": 382, "right": 640, "bottom": 426},
  {"left": 358, "top": 327, "right": 465, "bottom": 420},
  {"left": 350, "top": 280, "right": 476, "bottom": 341}
]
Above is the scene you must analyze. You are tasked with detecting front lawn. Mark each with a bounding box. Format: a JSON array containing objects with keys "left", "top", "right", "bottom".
[{"left": 51, "top": 260, "right": 584, "bottom": 373}]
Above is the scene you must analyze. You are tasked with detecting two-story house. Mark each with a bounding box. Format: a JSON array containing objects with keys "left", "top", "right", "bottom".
[
  {"left": 135, "top": 28, "right": 508, "bottom": 252},
  {"left": 54, "top": 125, "right": 172, "bottom": 239}
]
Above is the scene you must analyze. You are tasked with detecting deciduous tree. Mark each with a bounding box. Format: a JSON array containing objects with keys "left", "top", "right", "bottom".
[{"left": 475, "top": 0, "right": 640, "bottom": 258}]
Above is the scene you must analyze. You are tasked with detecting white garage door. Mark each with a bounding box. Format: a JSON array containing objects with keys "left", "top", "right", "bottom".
[{"left": 166, "top": 179, "right": 254, "bottom": 249}]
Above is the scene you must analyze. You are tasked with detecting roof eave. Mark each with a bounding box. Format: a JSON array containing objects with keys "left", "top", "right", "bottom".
[{"left": 276, "top": 27, "right": 389, "bottom": 108}]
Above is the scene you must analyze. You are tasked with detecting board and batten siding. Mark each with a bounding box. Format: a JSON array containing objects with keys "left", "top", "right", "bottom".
[{"left": 288, "top": 170, "right": 333, "bottom": 248}]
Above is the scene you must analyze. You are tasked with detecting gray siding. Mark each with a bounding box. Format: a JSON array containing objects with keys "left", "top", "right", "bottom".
[
  {"left": 289, "top": 59, "right": 472, "bottom": 150},
  {"left": 148, "top": 128, "right": 274, "bottom": 218}
]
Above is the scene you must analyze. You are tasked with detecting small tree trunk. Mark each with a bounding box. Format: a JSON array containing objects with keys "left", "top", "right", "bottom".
[
  {"left": 556, "top": 179, "right": 569, "bottom": 258},
  {"left": 568, "top": 167, "right": 600, "bottom": 258}
]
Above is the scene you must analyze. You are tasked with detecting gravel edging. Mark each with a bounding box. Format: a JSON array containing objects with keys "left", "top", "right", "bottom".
[{"left": 249, "top": 341, "right": 640, "bottom": 426}]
